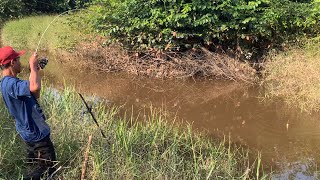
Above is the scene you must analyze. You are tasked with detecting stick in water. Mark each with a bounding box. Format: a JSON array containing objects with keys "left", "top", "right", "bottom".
[{"left": 81, "top": 135, "right": 93, "bottom": 180}]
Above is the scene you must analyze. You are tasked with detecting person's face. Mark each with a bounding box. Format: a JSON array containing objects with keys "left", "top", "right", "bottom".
[{"left": 11, "top": 57, "right": 22, "bottom": 73}]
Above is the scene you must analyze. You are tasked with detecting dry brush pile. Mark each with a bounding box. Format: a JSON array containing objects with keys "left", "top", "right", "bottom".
[{"left": 63, "top": 39, "right": 257, "bottom": 83}]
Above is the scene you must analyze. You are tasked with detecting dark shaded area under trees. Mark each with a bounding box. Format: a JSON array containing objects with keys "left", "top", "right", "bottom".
[{"left": 0, "top": 0, "right": 90, "bottom": 20}]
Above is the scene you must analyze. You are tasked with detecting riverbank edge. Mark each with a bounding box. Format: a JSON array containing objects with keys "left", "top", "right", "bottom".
[
  {"left": 4, "top": 15, "right": 320, "bottom": 113},
  {"left": 0, "top": 15, "right": 257, "bottom": 83},
  {"left": 0, "top": 84, "right": 268, "bottom": 179}
]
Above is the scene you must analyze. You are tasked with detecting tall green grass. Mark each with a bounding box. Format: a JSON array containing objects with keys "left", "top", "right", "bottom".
[
  {"left": 0, "top": 85, "right": 267, "bottom": 179},
  {"left": 1, "top": 15, "right": 82, "bottom": 52}
]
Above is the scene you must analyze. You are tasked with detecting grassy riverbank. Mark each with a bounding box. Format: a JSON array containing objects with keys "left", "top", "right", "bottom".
[
  {"left": 0, "top": 85, "right": 267, "bottom": 179},
  {"left": 263, "top": 37, "right": 320, "bottom": 113},
  {"left": 1, "top": 15, "right": 81, "bottom": 52}
]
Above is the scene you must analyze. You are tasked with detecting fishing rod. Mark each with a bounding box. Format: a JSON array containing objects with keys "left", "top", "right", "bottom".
[
  {"left": 78, "top": 93, "right": 107, "bottom": 138},
  {"left": 28, "top": 3, "right": 107, "bottom": 135},
  {"left": 33, "top": 7, "right": 105, "bottom": 136}
]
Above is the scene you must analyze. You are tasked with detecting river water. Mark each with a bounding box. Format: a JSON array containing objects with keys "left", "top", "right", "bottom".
[{"left": 21, "top": 52, "right": 320, "bottom": 179}]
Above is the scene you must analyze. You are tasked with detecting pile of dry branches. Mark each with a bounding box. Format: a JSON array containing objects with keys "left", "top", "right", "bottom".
[{"left": 66, "top": 40, "right": 257, "bottom": 83}]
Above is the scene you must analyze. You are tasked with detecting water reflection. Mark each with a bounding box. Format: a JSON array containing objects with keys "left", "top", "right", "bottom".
[{"left": 19, "top": 52, "right": 320, "bottom": 178}]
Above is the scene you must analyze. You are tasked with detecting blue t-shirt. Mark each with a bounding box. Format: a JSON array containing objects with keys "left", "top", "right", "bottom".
[{"left": 0, "top": 76, "right": 50, "bottom": 142}]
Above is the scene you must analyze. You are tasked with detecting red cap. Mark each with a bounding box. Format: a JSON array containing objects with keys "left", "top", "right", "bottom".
[{"left": 0, "top": 46, "right": 26, "bottom": 66}]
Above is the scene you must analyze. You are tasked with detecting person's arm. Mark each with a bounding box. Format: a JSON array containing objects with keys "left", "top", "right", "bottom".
[{"left": 29, "top": 52, "right": 41, "bottom": 99}]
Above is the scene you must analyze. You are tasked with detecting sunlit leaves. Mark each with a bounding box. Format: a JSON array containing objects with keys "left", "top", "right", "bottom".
[{"left": 86, "top": 0, "right": 320, "bottom": 54}]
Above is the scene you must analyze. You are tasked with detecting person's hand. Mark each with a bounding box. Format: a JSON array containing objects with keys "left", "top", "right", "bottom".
[{"left": 29, "top": 52, "right": 39, "bottom": 70}]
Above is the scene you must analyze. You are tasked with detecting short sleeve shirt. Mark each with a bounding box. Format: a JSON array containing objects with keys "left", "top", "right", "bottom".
[{"left": 0, "top": 76, "right": 50, "bottom": 142}]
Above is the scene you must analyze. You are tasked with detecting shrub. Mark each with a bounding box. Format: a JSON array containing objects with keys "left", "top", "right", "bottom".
[
  {"left": 21, "top": 0, "right": 91, "bottom": 13},
  {"left": 85, "top": 0, "right": 320, "bottom": 59},
  {"left": 263, "top": 37, "right": 320, "bottom": 113},
  {"left": 0, "top": 0, "right": 25, "bottom": 20},
  {"left": 0, "top": 0, "right": 91, "bottom": 21}
]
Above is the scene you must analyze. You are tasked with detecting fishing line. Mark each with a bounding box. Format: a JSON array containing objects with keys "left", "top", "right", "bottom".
[
  {"left": 6, "top": 0, "right": 93, "bottom": 53},
  {"left": 35, "top": 8, "right": 85, "bottom": 53},
  {"left": 32, "top": 4, "right": 106, "bottom": 137}
]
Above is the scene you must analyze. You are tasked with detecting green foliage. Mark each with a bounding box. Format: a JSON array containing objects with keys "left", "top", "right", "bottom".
[
  {"left": 21, "top": 0, "right": 91, "bottom": 13},
  {"left": 85, "top": 0, "right": 320, "bottom": 57},
  {"left": 0, "top": 0, "right": 25, "bottom": 20},
  {"left": 0, "top": 0, "right": 91, "bottom": 22}
]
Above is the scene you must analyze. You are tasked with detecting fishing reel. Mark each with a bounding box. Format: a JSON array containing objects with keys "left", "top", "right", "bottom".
[{"left": 38, "top": 57, "right": 48, "bottom": 69}]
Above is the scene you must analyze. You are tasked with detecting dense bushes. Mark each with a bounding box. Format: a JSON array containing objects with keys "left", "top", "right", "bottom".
[
  {"left": 0, "top": 0, "right": 25, "bottom": 20},
  {"left": 2, "top": 0, "right": 319, "bottom": 60},
  {"left": 21, "top": 0, "right": 90, "bottom": 13},
  {"left": 0, "top": 0, "right": 90, "bottom": 21},
  {"left": 85, "top": 0, "right": 320, "bottom": 59}
]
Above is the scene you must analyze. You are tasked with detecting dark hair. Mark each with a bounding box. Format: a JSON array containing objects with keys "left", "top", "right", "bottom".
[
  {"left": 0, "top": 63, "right": 11, "bottom": 70},
  {"left": 0, "top": 58, "right": 18, "bottom": 70}
]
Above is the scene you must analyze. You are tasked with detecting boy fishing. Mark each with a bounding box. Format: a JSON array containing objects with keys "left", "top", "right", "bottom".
[{"left": 0, "top": 46, "right": 56, "bottom": 179}]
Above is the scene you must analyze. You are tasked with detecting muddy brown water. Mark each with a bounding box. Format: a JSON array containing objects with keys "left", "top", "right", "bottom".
[{"left": 20, "top": 53, "right": 320, "bottom": 179}]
